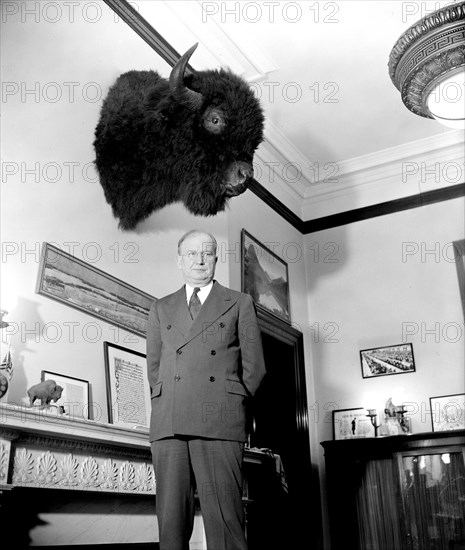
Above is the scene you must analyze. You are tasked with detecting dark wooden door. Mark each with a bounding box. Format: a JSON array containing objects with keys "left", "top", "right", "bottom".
[{"left": 246, "top": 309, "right": 322, "bottom": 550}]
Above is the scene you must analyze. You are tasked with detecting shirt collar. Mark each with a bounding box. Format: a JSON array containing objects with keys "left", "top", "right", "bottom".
[{"left": 185, "top": 281, "right": 214, "bottom": 304}]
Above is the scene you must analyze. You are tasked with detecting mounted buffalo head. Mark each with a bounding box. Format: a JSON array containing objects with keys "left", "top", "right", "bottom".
[{"left": 94, "top": 43, "right": 265, "bottom": 230}]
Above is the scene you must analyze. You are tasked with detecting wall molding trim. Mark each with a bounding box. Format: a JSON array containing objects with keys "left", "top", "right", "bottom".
[
  {"left": 301, "top": 182, "right": 465, "bottom": 233},
  {"left": 250, "top": 180, "right": 465, "bottom": 234}
]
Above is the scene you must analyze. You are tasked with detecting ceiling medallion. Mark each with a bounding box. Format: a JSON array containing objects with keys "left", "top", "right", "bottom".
[{"left": 388, "top": 1, "right": 465, "bottom": 128}]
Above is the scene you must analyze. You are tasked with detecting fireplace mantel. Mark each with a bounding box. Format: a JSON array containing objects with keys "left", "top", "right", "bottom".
[
  {"left": 0, "top": 404, "right": 272, "bottom": 548},
  {"left": 0, "top": 403, "right": 268, "bottom": 495},
  {"left": 0, "top": 404, "right": 156, "bottom": 495}
]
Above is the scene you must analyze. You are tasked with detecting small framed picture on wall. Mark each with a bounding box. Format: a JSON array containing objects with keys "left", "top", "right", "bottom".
[{"left": 360, "top": 343, "right": 415, "bottom": 379}]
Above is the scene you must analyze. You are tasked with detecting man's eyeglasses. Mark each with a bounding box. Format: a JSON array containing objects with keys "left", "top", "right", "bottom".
[{"left": 182, "top": 251, "right": 216, "bottom": 261}]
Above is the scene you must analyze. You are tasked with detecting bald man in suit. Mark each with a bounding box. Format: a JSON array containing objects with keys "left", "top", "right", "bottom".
[{"left": 147, "top": 230, "right": 266, "bottom": 550}]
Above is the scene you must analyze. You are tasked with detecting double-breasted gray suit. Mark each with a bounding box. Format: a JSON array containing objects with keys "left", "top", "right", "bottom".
[
  {"left": 146, "top": 280, "right": 266, "bottom": 550},
  {"left": 147, "top": 281, "right": 266, "bottom": 442}
]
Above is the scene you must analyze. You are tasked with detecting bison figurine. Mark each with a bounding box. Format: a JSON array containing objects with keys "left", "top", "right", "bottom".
[
  {"left": 93, "top": 43, "right": 265, "bottom": 230},
  {"left": 27, "top": 379, "right": 64, "bottom": 407}
]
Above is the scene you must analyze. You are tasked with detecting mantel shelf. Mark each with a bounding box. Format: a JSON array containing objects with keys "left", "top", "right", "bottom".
[
  {"left": 0, "top": 403, "right": 151, "bottom": 450},
  {"left": 0, "top": 404, "right": 268, "bottom": 497}
]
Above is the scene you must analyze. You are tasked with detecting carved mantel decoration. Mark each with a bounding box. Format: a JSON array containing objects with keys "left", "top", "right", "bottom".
[
  {"left": 0, "top": 404, "right": 155, "bottom": 495},
  {"left": 388, "top": 1, "right": 465, "bottom": 127}
]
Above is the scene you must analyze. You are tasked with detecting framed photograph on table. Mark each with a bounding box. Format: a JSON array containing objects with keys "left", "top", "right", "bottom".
[
  {"left": 41, "top": 370, "right": 90, "bottom": 419},
  {"left": 430, "top": 393, "right": 465, "bottom": 432},
  {"left": 360, "top": 343, "right": 415, "bottom": 378},
  {"left": 241, "top": 229, "right": 290, "bottom": 323},
  {"left": 104, "top": 342, "right": 151, "bottom": 429},
  {"left": 36, "top": 242, "right": 156, "bottom": 337},
  {"left": 333, "top": 408, "right": 374, "bottom": 440}
]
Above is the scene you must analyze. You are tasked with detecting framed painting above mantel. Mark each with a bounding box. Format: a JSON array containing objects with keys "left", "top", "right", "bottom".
[
  {"left": 241, "top": 229, "right": 290, "bottom": 323},
  {"left": 35, "top": 242, "right": 156, "bottom": 337}
]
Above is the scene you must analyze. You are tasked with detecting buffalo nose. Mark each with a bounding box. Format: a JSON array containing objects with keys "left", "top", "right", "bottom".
[{"left": 236, "top": 162, "right": 253, "bottom": 185}]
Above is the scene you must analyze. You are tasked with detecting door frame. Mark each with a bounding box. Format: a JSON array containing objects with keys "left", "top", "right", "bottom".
[
  {"left": 256, "top": 307, "right": 310, "bottom": 443},
  {"left": 256, "top": 307, "right": 323, "bottom": 548}
]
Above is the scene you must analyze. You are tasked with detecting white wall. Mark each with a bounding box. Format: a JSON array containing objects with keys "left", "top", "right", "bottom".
[
  {"left": 305, "top": 198, "right": 465, "bottom": 546},
  {"left": 306, "top": 198, "right": 464, "bottom": 437}
]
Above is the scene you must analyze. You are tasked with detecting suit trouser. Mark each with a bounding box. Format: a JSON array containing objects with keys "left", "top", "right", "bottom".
[{"left": 151, "top": 437, "right": 247, "bottom": 550}]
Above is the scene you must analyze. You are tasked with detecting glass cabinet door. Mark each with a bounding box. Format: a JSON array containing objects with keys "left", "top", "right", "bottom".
[
  {"left": 356, "top": 459, "right": 404, "bottom": 550},
  {"left": 399, "top": 450, "right": 465, "bottom": 550}
]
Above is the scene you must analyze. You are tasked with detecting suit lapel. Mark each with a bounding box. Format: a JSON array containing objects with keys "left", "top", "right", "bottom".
[{"left": 164, "top": 286, "right": 192, "bottom": 339}]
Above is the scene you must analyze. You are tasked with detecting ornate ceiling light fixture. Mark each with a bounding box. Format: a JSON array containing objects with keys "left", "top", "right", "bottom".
[{"left": 388, "top": 1, "right": 465, "bottom": 129}]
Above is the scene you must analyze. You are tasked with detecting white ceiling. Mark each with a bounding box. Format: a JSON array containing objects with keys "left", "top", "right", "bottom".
[{"left": 132, "top": 0, "right": 463, "bottom": 220}]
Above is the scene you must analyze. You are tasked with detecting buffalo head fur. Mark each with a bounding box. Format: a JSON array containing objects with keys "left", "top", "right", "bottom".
[{"left": 94, "top": 43, "right": 265, "bottom": 230}]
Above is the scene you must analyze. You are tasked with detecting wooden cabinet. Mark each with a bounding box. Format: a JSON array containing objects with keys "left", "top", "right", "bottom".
[{"left": 321, "top": 430, "right": 465, "bottom": 550}]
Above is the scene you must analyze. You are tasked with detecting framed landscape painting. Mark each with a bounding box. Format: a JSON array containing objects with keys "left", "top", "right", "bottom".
[
  {"left": 241, "top": 229, "right": 290, "bottom": 323},
  {"left": 36, "top": 242, "right": 156, "bottom": 337}
]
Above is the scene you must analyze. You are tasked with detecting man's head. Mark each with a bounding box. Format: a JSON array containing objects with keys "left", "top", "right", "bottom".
[{"left": 177, "top": 230, "right": 218, "bottom": 287}]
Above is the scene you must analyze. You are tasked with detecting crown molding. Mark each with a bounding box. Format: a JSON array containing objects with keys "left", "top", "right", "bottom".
[
  {"left": 255, "top": 127, "right": 464, "bottom": 221},
  {"left": 254, "top": 139, "right": 306, "bottom": 215},
  {"left": 300, "top": 130, "right": 464, "bottom": 219},
  {"left": 310, "top": 129, "right": 464, "bottom": 193}
]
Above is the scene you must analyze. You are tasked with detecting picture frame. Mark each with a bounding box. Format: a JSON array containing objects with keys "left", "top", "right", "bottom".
[
  {"left": 429, "top": 393, "right": 465, "bottom": 432},
  {"left": 333, "top": 408, "right": 375, "bottom": 440},
  {"left": 103, "top": 342, "right": 151, "bottom": 429},
  {"left": 41, "top": 370, "right": 90, "bottom": 420},
  {"left": 453, "top": 239, "right": 465, "bottom": 321},
  {"left": 360, "top": 343, "right": 415, "bottom": 379},
  {"left": 36, "top": 242, "right": 156, "bottom": 337},
  {"left": 241, "top": 229, "right": 290, "bottom": 323}
]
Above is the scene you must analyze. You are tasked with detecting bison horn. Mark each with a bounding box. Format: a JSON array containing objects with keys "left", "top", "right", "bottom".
[{"left": 170, "top": 43, "right": 204, "bottom": 111}]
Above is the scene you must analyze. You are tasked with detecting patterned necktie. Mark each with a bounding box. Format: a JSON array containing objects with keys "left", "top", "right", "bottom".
[{"left": 188, "top": 287, "right": 202, "bottom": 320}]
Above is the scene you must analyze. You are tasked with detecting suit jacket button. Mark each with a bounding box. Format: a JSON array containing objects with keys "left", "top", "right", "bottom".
[
  {"left": 174, "top": 375, "right": 181, "bottom": 382},
  {"left": 167, "top": 325, "right": 171, "bottom": 330},
  {"left": 209, "top": 376, "right": 215, "bottom": 382},
  {"left": 210, "top": 350, "right": 216, "bottom": 355}
]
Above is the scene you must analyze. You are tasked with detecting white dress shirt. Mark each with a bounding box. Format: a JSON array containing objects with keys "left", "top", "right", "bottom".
[{"left": 185, "top": 281, "right": 213, "bottom": 305}]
